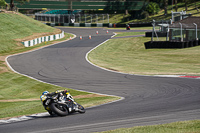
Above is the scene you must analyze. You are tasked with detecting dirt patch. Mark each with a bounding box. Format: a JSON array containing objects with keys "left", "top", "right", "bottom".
[
  {"left": 0, "top": 67, "right": 9, "bottom": 74},
  {"left": 0, "top": 10, "right": 18, "bottom": 14},
  {"left": 0, "top": 98, "right": 39, "bottom": 102},
  {"left": 15, "top": 29, "right": 62, "bottom": 42},
  {"left": 0, "top": 56, "right": 6, "bottom": 61},
  {"left": 0, "top": 56, "right": 9, "bottom": 74},
  {"left": 0, "top": 94, "right": 107, "bottom": 102},
  {"left": 74, "top": 94, "right": 106, "bottom": 99}
]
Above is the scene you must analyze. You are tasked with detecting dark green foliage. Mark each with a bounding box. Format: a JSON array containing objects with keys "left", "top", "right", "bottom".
[
  {"left": 146, "top": 2, "right": 160, "bottom": 15},
  {"left": 0, "top": 0, "right": 6, "bottom": 6}
]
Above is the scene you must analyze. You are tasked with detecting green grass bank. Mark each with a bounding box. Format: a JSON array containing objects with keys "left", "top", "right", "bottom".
[{"left": 0, "top": 11, "right": 58, "bottom": 54}]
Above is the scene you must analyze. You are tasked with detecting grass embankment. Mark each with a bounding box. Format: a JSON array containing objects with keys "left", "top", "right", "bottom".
[
  {"left": 0, "top": 11, "right": 119, "bottom": 119},
  {"left": 108, "top": 1, "right": 200, "bottom": 24},
  {"left": 0, "top": 11, "right": 59, "bottom": 54},
  {"left": 88, "top": 31, "right": 200, "bottom": 75}
]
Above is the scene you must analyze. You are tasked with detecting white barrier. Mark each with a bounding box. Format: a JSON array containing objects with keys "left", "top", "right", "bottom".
[{"left": 22, "top": 31, "right": 65, "bottom": 47}]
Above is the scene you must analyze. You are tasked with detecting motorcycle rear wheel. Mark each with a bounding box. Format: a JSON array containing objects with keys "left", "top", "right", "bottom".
[{"left": 50, "top": 103, "right": 69, "bottom": 116}]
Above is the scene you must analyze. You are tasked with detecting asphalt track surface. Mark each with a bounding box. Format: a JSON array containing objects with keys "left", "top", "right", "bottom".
[{"left": 2, "top": 28, "right": 200, "bottom": 133}]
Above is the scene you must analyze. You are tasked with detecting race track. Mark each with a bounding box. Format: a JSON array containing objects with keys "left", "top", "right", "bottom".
[{"left": 1, "top": 28, "right": 200, "bottom": 133}]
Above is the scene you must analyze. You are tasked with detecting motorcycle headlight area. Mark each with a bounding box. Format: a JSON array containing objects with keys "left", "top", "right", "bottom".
[{"left": 45, "top": 99, "right": 51, "bottom": 105}]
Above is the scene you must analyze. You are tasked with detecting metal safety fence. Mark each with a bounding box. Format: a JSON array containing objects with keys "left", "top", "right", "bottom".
[{"left": 35, "top": 13, "right": 109, "bottom": 24}]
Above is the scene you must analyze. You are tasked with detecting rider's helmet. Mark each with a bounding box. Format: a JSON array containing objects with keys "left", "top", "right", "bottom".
[{"left": 42, "top": 91, "right": 49, "bottom": 95}]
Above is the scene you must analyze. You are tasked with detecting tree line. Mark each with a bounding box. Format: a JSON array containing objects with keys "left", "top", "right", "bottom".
[
  {"left": 0, "top": 0, "right": 199, "bottom": 14},
  {"left": 145, "top": 0, "right": 199, "bottom": 15}
]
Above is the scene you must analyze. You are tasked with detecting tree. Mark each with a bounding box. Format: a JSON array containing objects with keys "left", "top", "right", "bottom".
[
  {"left": 164, "top": 0, "right": 168, "bottom": 15},
  {"left": 184, "top": 0, "right": 188, "bottom": 11},
  {"left": 195, "top": 0, "right": 199, "bottom": 11},
  {"left": 141, "top": 11, "right": 149, "bottom": 19},
  {"left": 115, "top": 0, "right": 129, "bottom": 15},
  {"left": 175, "top": 0, "right": 178, "bottom": 12},
  {"left": 0, "top": 0, "right": 6, "bottom": 7},
  {"left": 9, "top": 0, "right": 29, "bottom": 11},
  {"left": 183, "top": 0, "right": 193, "bottom": 11},
  {"left": 146, "top": 2, "right": 160, "bottom": 15},
  {"left": 124, "top": 0, "right": 128, "bottom": 15}
]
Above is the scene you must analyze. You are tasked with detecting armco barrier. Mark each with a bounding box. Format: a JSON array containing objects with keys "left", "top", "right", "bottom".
[
  {"left": 21, "top": 31, "right": 64, "bottom": 47},
  {"left": 113, "top": 23, "right": 152, "bottom": 28},
  {"left": 45, "top": 23, "right": 110, "bottom": 27},
  {"left": 44, "top": 22, "right": 152, "bottom": 28},
  {"left": 144, "top": 40, "right": 199, "bottom": 49}
]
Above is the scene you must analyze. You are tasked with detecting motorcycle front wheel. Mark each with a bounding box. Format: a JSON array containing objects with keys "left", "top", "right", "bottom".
[
  {"left": 50, "top": 103, "right": 69, "bottom": 116},
  {"left": 77, "top": 104, "right": 85, "bottom": 113}
]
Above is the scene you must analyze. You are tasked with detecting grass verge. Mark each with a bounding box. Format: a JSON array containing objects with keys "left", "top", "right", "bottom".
[
  {"left": 114, "top": 32, "right": 145, "bottom": 37},
  {"left": 97, "top": 120, "right": 200, "bottom": 133},
  {"left": 75, "top": 96, "right": 120, "bottom": 108}
]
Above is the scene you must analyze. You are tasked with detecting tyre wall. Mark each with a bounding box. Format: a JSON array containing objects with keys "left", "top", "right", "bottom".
[{"left": 144, "top": 40, "right": 200, "bottom": 49}]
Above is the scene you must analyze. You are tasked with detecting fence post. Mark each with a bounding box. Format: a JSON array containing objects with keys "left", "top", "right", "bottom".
[
  {"left": 179, "top": 22, "right": 183, "bottom": 42},
  {"left": 107, "top": 14, "right": 109, "bottom": 23},
  {"left": 79, "top": 14, "right": 81, "bottom": 23},
  {"left": 103, "top": 14, "right": 104, "bottom": 23},
  {"left": 63, "top": 14, "right": 65, "bottom": 23},
  {"left": 166, "top": 23, "right": 169, "bottom": 41},
  {"left": 96, "top": 14, "right": 98, "bottom": 23},
  {"left": 193, "top": 23, "right": 198, "bottom": 40},
  {"left": 59, "top": 14, "right": 60, "bottom": 23},
  {"left": 151, "top": 20, "right": 155, "bottom": 42}
]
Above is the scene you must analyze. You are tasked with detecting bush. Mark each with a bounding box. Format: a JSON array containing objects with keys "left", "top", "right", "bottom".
[
  {"left": 141, "top": 11, "right": 149, "bottom": 19},
  {"left": 146, "top": 2, "right": 160, "bottom": 15}
]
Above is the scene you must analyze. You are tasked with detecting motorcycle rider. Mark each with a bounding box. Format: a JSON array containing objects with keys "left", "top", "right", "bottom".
[
  {"left": 41, "top": 90, "right": 68, "bottom": 102},
  {"left": 40, "top": 90, "right": 79, "bottom": 115}
]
